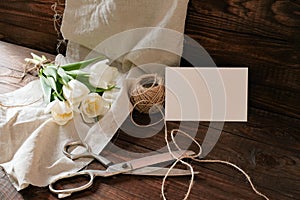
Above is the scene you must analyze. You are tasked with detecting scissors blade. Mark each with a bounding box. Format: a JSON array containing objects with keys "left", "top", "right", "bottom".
[
  {"left": 125, "top": 167, "right": 198, "bottom": 176},
  {"left": 108, "top": 150, "right": 195, "bottom": 173}
]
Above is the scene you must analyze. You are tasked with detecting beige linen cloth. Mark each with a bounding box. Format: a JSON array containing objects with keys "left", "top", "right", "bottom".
[
  {"left": 0, "top": 0, "right": 189, "bottom": 190},
  {"left": 62, "top": 0, "right": 189, "bottom": 70}
]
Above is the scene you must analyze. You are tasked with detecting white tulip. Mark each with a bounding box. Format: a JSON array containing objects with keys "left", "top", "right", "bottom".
[
  {"left": 102, "top": 88, "right": 120, "bottom": 104},
  {"left": 45, "top": 100, "right": 73, "bottom": 125},
  {"left": 80, "top": 93, "right": 110, "bottom": 123},
  {"left": 89, "top": 61, "right": 119, "bottom": 89},
  {"left": 62, "top": 79, "right": 90, "bottom": 109}
]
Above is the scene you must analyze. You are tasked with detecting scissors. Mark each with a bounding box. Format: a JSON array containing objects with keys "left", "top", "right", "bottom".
[{"left": 49, "top": 141, "right": 196, "bottom": 198}]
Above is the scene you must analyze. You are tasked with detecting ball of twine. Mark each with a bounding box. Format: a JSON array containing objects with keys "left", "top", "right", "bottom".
[{"left": 130, "top": 74, "right": 165, "bottom": 114}]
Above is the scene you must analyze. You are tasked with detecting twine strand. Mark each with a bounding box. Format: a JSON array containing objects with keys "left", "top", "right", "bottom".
[
  {"left": 162, "top": 126, "right": 196, "bottom": 200},
  {"left": 163, "top": 128, "right": 270, "bottom": 200},
  {"left": 51, "top": 1, "right": 66, "bottom": 54},
  {"left": 128, "top": 74, "right": 269, "bottom": 200},
  {"left": 0, "top": 59, "right": 52, "bottom": 80},
  {"left": 130, "top": 99, "right": 164, "bottom": 128}
]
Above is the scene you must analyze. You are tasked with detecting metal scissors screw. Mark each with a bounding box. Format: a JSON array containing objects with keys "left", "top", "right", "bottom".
[{"left": 50, "top": 141, "right": 197, "bottom": 199}]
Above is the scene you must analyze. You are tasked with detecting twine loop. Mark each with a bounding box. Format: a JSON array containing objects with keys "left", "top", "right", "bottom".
[
  {"left": 128, "top": 74, "right": 269, "bottom": 200},
  {"left": 162, "top": 128, "right": 269, "bottom": 200},
  {"left": 130, "top": 74, "right": 165, "bottom": 114}
]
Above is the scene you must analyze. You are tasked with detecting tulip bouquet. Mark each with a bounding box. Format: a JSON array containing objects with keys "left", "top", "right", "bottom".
[{"left": 25, "top": 53, "right": 120, "bottom": 125}]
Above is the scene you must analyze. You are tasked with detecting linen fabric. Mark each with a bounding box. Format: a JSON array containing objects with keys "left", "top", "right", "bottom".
[{"left": 0, "top": 0, "right": 189, "bottom": 190}]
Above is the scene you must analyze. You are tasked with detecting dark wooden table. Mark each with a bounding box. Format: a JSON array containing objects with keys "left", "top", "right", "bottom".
[{"left": 0, "top": 0, "right": 299, "bottom": 199}]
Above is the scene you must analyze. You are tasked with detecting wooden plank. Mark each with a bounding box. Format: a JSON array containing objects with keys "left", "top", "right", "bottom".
[
  {"left": 0, "top": 41, "right": 55, "bottom": 94},
  {"left": 249, "top": 84, "right": 300, "bottom": 119},
  {"left": 0, "top": 168, "right": 23, "bottom": 200},
  {"left": 0, "top": 41, "right": 298, "bottom": 199},
  {"left": 205, "top": 108, "right": 300, "bottom": 152},
  {"left": 115, "top": 128, "right": 299, "bottom": 199},
  {"left": 0, "top": 0, "right": 299, "bottom": 117},
  {"left": 183, "top": 31, "right": 300, "bottom": 91},
  {"left": 19, "top": 125, "right": 299, "bottom": 200},
  {"left": 0, "top": 21, "right": 60, "bottom": 55},
  {"left": 0, "top": 0, "right": 65, "bottom": 53},
  {"left": 185, "top": 0, "right": 300, "bottom": 37},
  {"left": 184, "top": 0, "right": 300, "bottom": 92},
  {"left": 182, "top": 0, "right": 300, "bottom": 118},
  {"left": 0, "top": 0, "right": 299, "bottom": 198},
  {"left": 0, "top": 97, "right": 298, "bottom": 199},
  {"left": 0, "top": 0, "right": 63, "bottom": 20},
  {"left": 122, "top": 107, "right": 300, "bottom": 153},
  {"left": 0, "top": 9, "right": 57, "bottom": 35}
]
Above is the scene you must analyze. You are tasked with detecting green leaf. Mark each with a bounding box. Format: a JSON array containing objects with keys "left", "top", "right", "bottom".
[
  {"left": 57, "top": 76, "right": 65, "bottom": 85},
  {"left": 43, "top": 66, "right": 58, "bottom": 81},
  {"left": 61, "top": 56, "right": 106, "bottom": 71},
  {"left": 41, "top": 55, "right": 47, "bottom": 60},
  {"left": 31, "top": 53, "right": 43, "bottom": 61},
  {"left": 94, "top": 85, "right": 116, "bottom": 93},
  {"left": 75, "top": 76, "right": 94, "bottom": 91},
  {"left": 47, "top": 76, "right": 57, "bottom": 92},
  {"left": 40, "top": 76, "right": 52, "bottom": 103},
  {"left": 57, "top": 67, "right": 72, "bottom": 85},
  {"left": 40, "top": 75, "right": 50, "bottom": 86},
  {"left": 53, "top": 90, "right": 65, "bottom": 101}
]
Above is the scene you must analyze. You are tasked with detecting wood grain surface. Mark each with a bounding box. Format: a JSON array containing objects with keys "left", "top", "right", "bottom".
[
  {"left": 184, "top": 0, "right": 300, "bottom": 119},
  {"left": 0, "top": 0, "right": 299, "bottom": 200},
  {"left": 0, "top": 0, "right": 65, "bottom": 54},
  {"left": 1, "top": 0, "right": 298, "bottom": 118}
]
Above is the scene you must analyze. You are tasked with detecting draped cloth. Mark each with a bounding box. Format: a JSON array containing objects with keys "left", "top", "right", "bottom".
[{"left": 0, "top": 0, "right": 189, "bottom": 190}]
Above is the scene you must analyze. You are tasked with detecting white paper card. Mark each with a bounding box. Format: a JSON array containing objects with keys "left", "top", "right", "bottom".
[{"left": 165, "top": 68, "right": 248, "bottom": 121}]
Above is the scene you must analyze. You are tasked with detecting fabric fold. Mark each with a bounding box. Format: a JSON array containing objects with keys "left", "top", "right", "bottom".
[
  {"left": 0, "top": 0, "right": 190, "bottom": 190},
  {"left": 62, "top": 0, "right": 189, "bottom": 71}
]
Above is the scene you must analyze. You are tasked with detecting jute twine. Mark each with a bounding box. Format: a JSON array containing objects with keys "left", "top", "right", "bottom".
[
  {"left": 0, "top": 59, "right": 51, "bottom": 80},
  {"left": 51, "top": 0, "right": 66, "bottom": 54},
  {"left": 128, "top": 77, "right": 269, "bottom": 200},
  {"left": 130, "top": 74, "right": 165, "bottom": 114},
  {"left": 162, "top": 128, "right": 269, "bottom": 200}
]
